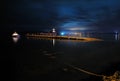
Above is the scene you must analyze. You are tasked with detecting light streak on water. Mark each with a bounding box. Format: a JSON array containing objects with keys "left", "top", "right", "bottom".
[
  {"left": 52, "top": 39, "right": 55, "bottom": 46},
  {"left": 12, "top": 37, "right": 20, "bottom": 43},
  {"left": 115, "top": 32, "right": 119, "bottom": 40}
]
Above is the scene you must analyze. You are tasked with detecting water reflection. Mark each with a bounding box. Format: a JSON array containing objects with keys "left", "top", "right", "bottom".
[
  {"left": 115, "top": 33, "right": 119, "bottom": 40},
  {"left": 12, "top": 36, "right": 20, "bottom": 43},
  {"left": 52, "top": 39, "right": 55, "bottom": 46}
]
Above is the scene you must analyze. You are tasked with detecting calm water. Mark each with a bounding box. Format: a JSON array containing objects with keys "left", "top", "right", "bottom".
[{"left": 2, "top": 33, "right": 120, "bottom": 81}]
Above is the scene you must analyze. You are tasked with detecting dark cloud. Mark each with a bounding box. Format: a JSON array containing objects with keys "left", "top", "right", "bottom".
[{"left": 4, "top": 0, "right": 120, "bottom": 32}]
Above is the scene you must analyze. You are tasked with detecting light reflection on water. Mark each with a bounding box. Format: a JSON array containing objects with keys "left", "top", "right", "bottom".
[
  {"left": 12, "top": 36, "right": 20, "bottom": 43},
  {"left": 52, "top": 39, "right": 55, "bottom": 46},
  {"left": 115, "top": 33, "right": 120, "bottom": 40}
]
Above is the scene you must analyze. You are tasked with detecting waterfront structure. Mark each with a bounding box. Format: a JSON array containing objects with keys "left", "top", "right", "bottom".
[
  {"left": 12, "top": 31, "right": 20, "bottom": 43},
  {"left": 25, "top": 28, "right": 102, "bottom": 41},
  {"left": 52, "top": 28, "right": 56, "bottom": 33},
  {"left": 52, "top": 28, "right": 57, "bottom": 36},
  {"left": 26, "top": 28, "right": 57, "bottom": 36},
  {"left": 12, "top": 32, "right": 20, "bottom": 37}
]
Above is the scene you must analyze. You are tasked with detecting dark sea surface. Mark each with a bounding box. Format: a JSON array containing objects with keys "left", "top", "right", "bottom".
[{"left": 1, "top": 33, "right": 120, "bottom": 81}]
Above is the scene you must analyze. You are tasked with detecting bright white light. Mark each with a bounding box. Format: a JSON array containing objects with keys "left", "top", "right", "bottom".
[
  {"left": 52, "top": 28, "right": 56, "bottom": 33},
  {"left": 60, "top": 32, "right": 65, "bottom": 36},
  {"left": 12, "top": 32, "right": 20, "bottom": 37}
]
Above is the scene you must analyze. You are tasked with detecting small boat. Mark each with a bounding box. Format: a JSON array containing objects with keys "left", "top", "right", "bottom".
[{"left": 12, "top": 32, "right": 20, "bottom": 37}]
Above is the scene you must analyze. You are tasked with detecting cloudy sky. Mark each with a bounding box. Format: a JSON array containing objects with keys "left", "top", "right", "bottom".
[{"left": 4, "top": 0, "right": 120, "bottom": 32}]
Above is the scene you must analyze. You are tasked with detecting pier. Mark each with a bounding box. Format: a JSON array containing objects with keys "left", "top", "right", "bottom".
[{"left": 26, "top": 34, "right": 102, "bottom": 42}]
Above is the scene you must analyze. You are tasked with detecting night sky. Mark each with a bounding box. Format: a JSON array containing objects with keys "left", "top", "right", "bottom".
[{"left": 4, "top": 0, "right": 120, "bottom": 32}]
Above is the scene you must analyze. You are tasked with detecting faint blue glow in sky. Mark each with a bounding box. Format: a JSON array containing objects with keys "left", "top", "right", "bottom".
[{"left": 60, "top": 21, "right": 91, "bottom": 31}]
